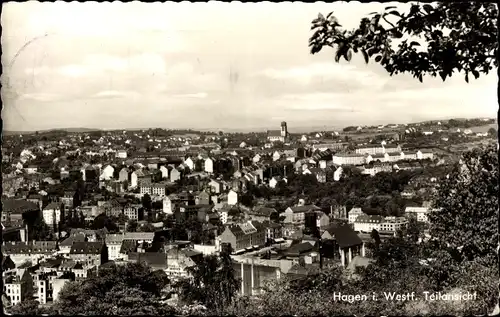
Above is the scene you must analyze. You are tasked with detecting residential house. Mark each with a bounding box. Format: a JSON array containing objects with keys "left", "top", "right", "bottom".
[
  {"left": 204, "top": 158, "right": 214, "bottom": 174},
  {"left": 59, "top": 192, "right": 74, "bottom": 208},
  {"left": 25, "top": 165, "right": 38, "bottom": 174},
  {"left": 159, "top": 166, "right": 169, "bottom": 179},
  {"left": 404, "top": 206, "right": 430, "bottom": 223},
  {"left": 208, "top": 179, "right": 223, "bottom": 194},
  {"left": 116, "top": 150, "right": 127, "bottom": 159},
  {"left": 100, "top": 165, "right": 115, "bottom": 181},
  {"left": 304, "top": 168, "right": 326, "bottom": 183},
  {"left": 170, "top": 168, "right": 181, "bottom": 182},
  {"left": 228, "top": 190, "right": 238, "bottom": 206},
  {"left": 281, "top": 204, "right": 322, "bottom": 225},
  {"left": 59, "top": 233, "right": 87, "bottom": 254},
  {"left": 127, "top": 252, "right": 167, "bottom": 272},
  {"left": 42, "top": 202, "right": 65, "bottom": 229},
  {"left": 196, "top": 191, "right": 211, "bottom": 205},
  {"left": 248, "top": 206, "right": 277, "bottom": 222},
  {"left": 1, "top": 241, "right": 58, "bottom": 266},
  {"left": 348, "top": 207, "right": 364, "bottom": 224},
  {"left": 165, "top": 248, "right": 203, "bottom": 279},
  {"left": 321, "top": 223, "right": 365, "bottom": 267},
  {"left": 131, "top": 169, "right": 152, "bottom": 188},
  {"left": 118, "top": 168, "right": 129, "bottom": 182},
  {"left": 69, "top": 242, "right": 108, "bottom": 267},
  {"left": 379, "top": 216, "right": 408, "bottom": 233},
  {"left": 3, "top": 269, "right": 34, "bottom": 306},
  {"left": 163, "top": 196, "right": 174, "bottom": 215},
  {"left": 332, "top": 154, "right": 366, "bottom": 166},
  {"left": 105, "top": 232, "right": 155, "bottom": 260},
  {"left": 124, "top": 204, "right": 142, "bottom": 221},
  {"left": 184, "top": 157, "right": 195, "bottom": 170},
  {"left": 216, "top": 221, "right": 266, "bottom": 252},
  {"left": 140, "top": 183, "right": 168, "bottom": 196},
  {"left": 269, "top": 176, "right": 286, "bottom": 189},
  {"left": 353, "top": 214, "right": 384, "bottom": 233}
]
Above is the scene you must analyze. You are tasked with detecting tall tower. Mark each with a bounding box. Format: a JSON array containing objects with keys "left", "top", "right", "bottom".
[{"left": 280, "top": 121, "right": 287, "bottom": 137}]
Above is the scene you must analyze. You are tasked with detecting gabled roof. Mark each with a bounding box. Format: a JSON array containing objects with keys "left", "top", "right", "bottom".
[
  {"left": 2, "top": 241, "right": 58, "bottom": 254},
  {"left": 285, "top": 242, "right": 315, "bottom": 256},
  {"left": 251, "top": 207, "right": 277, "bottom": 216},
  {"left": 60, "top": 233, "right": 86, "bottom": 247},
  {"left": 323, "top": 224, "right": 363, "bottom": 248},
  {"left": 119, "top": 239, "right": 138, "bottom": 254},
  {"left": 69, "top": 242, "right": 104, "bottom": 254},
  {"left": 44, "top": 202, "right": 62, "bottom": 210},
  {"left": 2, "top": 198, "right": 39, "bottom": 214},
  {"left": 128, "top": 252, "right": 167, "bottom": 267},
  {"left": 288, "top": 205, "right": 321, "bottom": 213}
]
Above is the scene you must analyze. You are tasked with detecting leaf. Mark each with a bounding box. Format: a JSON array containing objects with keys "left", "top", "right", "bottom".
[
  {"left": 410, "top": 41, "right": 421, "bottom": 47},
  {"left": 439, "top": 71, "right": 447, "bottom": 81},
  {"left": 318, "top": 13, "right": 324, "bottom": 20},
  {"left": 465, "top": 73, "right": 469, "bottom": 83},
  {"left": 361, "top": 49, "right": 369, "bottom": 64},
  {"left": 423, "top": 4, "right": 433, "bottom": 14},
  {"left": 418, "top": 74, "right": 423, "bottom": 82},
  {"left": 368, "top": 12, "right": 378, "bottom": 15},
  {"left": 472, "top": 70, "right": 480, "bottom": 79},
  {"left": 385, "top": 6, "right": 397, "bottom": 10},
  {"left": 334, "top": 50, "right": 341, "bottom": 63},
  {"left": 345, "top": 49, "right": 353, "bottom": 62},
  {"left": 388, "top": 10, "right": 402, "bottom": 17},
  {"left": 375, "top": 55, "right": 382, "bottom": 63},
  {"left": 392, "top": 30, "right": 404, "bottom": 38}
]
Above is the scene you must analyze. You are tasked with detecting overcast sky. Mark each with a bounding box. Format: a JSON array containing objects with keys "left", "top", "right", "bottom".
[{"left": 1, "top": 1, "right": 496, "bottom": 132}]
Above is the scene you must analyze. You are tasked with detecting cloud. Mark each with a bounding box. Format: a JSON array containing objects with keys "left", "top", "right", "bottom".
[
  {"left": 18, "top": 93, "right": 64, "bottom": 102},
  {"left": 171, "top": 92, "right": 207, "bottom": 99},
  {"left": 256, "top": 62, "right": 388, "bottom": 94},
  {"left": 90, "top": 90, "right": 142, "bottom": 100}
]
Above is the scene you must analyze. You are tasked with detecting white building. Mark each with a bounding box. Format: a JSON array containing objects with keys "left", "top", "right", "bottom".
[
  {"left": 115, "top": 150, "right": 127, "bottom": 159},
  {"left": 184, "top": 157, "right": 195, "bottom": 170},
  {"left": 333, "top": 167, "right": 343, "bottom": 181},
  {"left": 160, "top": 166, "right": 169, "bottom": 179},
  {"left": 42, "top": 203, "right": 64, "bottom": 227},
  {"left": 163, "top": 196, "right": 174, "bottom": 214},
  {"left": 228, "top": 190, "right": 238, "bottom": 205},
  {"left": 100, "top": 165, "right": 115, "bottom": 180},
  {"left": 204, "top": 158, "right": 214, "bottom": 174},
  {"left": 353, "top": 214, "right": 384, "bottom": 233},
  {"left": 405, "top": 206, "right": 430, "bottom": 222},
  {"left": 379, "top": 217, "right": 408, "bottom": 233},
  {"left": 348, "top": 207, "right": 364, "bottom": 224}
]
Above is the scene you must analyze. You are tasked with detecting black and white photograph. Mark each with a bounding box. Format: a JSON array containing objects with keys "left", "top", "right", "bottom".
[{"left": 1, "top": 1, "right": 498, "bottom": 316}]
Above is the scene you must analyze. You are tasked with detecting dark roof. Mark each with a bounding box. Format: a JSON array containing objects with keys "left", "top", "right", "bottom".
[
  {"left": 119, "top": 240, "right": 138, "bottom": 254},
  {"left": 2, "top": 198, "right": 39, "bottom": 214},
  {"left": 128, "top": 252, "right": 167, "bottom": 267},
  {"left": 44, "top": 202, "right": 62, "bottom": 210},
  {"left": 2, "top": 241, "right": 58, "bottom": 254},
  {"left": 289, "top": 205, "right": 321, "bottom": 213},
  {"left": 251, "top": 207, "right": 277, "bottom": 216},
  {"left": 323, "top": 224, "right": 363, "bottom": 248},
  {"left": 60, "top": 234, "right": 87, "bottom": 247},
  {"left": 69, "top": 242, "right": 104, "bottom": 254},
  {"left": 285, "top": 242, "right": 315, "bottom": 256}
]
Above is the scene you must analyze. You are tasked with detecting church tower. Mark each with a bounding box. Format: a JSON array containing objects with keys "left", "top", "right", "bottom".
[{"left": 280, "top": 121, "right": 288, "bottom": 137}]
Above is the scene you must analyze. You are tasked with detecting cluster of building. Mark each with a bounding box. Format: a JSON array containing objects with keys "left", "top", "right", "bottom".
[{"left": 1, "top": 121, "right": 450, "bottom": 304}]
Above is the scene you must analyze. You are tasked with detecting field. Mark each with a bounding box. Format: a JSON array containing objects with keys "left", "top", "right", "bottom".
[{"left": 468, "top": 123, "right": 497, "bottom": 133}]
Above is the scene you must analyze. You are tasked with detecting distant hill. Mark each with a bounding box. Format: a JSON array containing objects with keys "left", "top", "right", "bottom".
[{"left": 3, "top": 127, "right": 101, "bottom": 135}]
